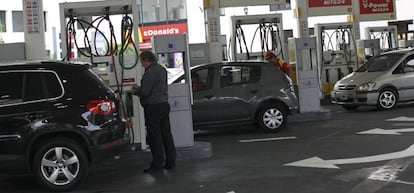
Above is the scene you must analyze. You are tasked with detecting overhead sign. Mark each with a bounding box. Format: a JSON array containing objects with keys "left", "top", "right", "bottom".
[
  {"left": 24, "top": 0, "right": 42, "bottom": 34},
  {"left": 306, "top": 0, "right": 395, "bottom": 20},
  {"left": 308, "top": 0, "right": 352, "bottom": 8},
  {"left": 219, "top": 0, "right": 288, "bottom": 8},
  {"left": 139, "top": 23, "right": 188, "bottom": 41},
  {"left": 358, "top": 0, "right": 396, "bottom": 21},
  {"left": 359, "top": 0, "right": 394, "bottom": 15},
  {"left": 307, "top": 0, "right": 353, "bottom": 17},
  {"left": 270, "top": 3, "right": 292, "bottom": 11}
]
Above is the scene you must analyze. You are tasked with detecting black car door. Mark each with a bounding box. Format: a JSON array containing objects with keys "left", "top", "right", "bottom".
[{"left": 0, "top": 71, "right": 50, "bottom": 172}]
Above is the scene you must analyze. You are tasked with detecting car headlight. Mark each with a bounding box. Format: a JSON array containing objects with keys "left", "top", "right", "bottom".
[
  {"left": 357, "top": 82, "right": 376, "bottom": 91},
  {"left": 333, "top": 82, "right": 340, "bottom": 91}
]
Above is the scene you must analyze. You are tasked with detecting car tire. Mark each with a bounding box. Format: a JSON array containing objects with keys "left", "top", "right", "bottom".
[
  {"left": 342, "top": 105, "right": 359, "bottom": 111},
  {"left": 377, "top": 89, "right": 397, "bottom": 110},
  {"left": 33, "top": 138, "right": 88, "bottom": 192},
  {"left": 257, "top": 104, "right": 287, "bottom": 133}
]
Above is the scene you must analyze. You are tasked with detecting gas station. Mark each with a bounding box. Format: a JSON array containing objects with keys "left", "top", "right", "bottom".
[
  {"left": 4, "top": 0, "right": 414, "bottom": 192},
  {"left": 0, "top": 0, "right": 406, "bottom": 152},
  {"left": 0, "top": 0, "right": 407, "bottom": 151}
]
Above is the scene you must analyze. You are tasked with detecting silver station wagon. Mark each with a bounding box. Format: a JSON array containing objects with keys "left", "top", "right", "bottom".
[
  {"left": 169, "top": 61, "right": 298, "bottom": 133},
  {"left": 331, "top": 48, "right": 414, "bottom": 110}
]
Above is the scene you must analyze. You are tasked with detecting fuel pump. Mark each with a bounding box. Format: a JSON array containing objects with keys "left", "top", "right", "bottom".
[
  {"left": 398, "top": 30, "right": 414, "bottom": 48},
  {"left": 315, "top": 22, "right": 358, "bottom": 96},
  {"left": 59, "top": 0, "right": 146, "bottom": 150},
  {"left": 288, "top": 37, "right": 320, "bottom": 113},
  {"left": 152, "top": 34, "right": 194, "bottom": 148},
  {"left": 356, "top": 39, "right": 380, "bottom": 67},
  {"left": 365, "top": 26, "right": 398, "bottom": 52},
  {"left": 229, "top": 14, "right": 284, "bottom": 61},
  {"left": 399, "top": 39, "right": 414, "bottom": 48}
]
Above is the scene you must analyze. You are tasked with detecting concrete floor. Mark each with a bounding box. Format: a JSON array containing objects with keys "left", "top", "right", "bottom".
[{"left": 2, "top": 101, "right": 414, "bottom": 193}]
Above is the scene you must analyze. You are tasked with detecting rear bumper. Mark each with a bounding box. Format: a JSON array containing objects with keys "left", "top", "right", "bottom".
[
  {"left": 288, "top": 105, "right": 299, "bottom": 114},
  {"left": 90, "top": 134, "right": 131, "bottom": 162},
  {"left": 282, "top": 87, "right": 299, "bottom": 114}
]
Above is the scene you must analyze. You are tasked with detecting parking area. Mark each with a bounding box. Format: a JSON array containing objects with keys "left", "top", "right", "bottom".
[{"left": 2, "top": 102, "right": 414, "bottom": 193}]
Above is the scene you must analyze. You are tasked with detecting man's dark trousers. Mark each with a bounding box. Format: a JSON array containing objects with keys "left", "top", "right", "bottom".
[{"left": 144, "top": 102, "right": 176, "bottom": 168}]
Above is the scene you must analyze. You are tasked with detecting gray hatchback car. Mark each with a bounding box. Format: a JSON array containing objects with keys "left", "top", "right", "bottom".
[
  {"left": 169, "top": 61, "right": 298, "bottom": 133},
  {"left": 331, "top": 48, "right": 414, "bottom": 110}
]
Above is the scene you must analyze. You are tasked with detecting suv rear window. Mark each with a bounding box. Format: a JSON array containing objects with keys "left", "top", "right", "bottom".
[
  {"left": 0, "top": 71, "right": 63, "bottom": 105},
  {"left": 77, "top": 69, "right": 114, "bottom": 93},
  {"left": 44, "top": 72, "right": 64, "bottom": 98},
  {"left": 0, "top": 72, "right": 24, "bottom": 104}
]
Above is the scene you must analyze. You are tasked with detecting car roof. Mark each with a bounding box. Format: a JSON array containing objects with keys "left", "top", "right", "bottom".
[
  {"left": 0, "top": 60, "right": 90, "bottom": 71},
  {"left": 168, "top": 61, "right": 272, "bottom": 84},
  {"left": 382, "top": 48, "right": 414, "bottom": 55},
  {"left": 192, "top": 61, "right": 269, "bottom": 69}
]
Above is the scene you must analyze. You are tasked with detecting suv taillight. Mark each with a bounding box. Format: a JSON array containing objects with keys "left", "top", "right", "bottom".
[{"left": 87, "top": 100, "right": 116, "bottom": 115}]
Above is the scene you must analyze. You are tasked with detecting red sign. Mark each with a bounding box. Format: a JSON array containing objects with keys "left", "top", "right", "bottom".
[
  {"left": 359, "top": 0, "right": 394, "bottom": 14},
  {"left": 308, "top": 0, "right": 352, "bottom": 8},
  {"left": 139, "top": 42, "right": 152, "bottom": 50},
  {"left": 139, "top": 23, "right": 188, "bottom": 41},
  {"left": 122, "top": 78, "right": 136, "bottom": 83}
]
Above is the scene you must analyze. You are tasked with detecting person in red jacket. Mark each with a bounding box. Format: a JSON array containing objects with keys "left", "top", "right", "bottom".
[{"left": 265, "top": 51, "right": 291, "bottom": 75}]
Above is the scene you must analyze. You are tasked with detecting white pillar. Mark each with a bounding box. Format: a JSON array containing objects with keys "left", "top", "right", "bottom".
[
  {"left": 204, "top": 0, "right": 222, "bottom": 63},
  {"left": 294, "top": 0, "right": 309, "bottom": 38},
  {"left": 22, "top": 0, "right": 46, "bottom": 60},
  {"left": 351, "top": 2, "right": 361, "bottom": 41}
]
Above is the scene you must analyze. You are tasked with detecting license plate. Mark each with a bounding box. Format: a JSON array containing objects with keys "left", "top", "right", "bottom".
[{"left": 335, "top": 93, "right": 349, "bottom": 100}]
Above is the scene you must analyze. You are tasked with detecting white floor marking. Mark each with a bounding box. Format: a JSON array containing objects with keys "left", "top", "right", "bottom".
[
  {"left": 387, "top": 116, "right": 414, "bottom": 122},
  {"left": 284, "top": 144, "right": 414, "bottom": 169},
  {"left": 239, "top": 136, "right": 297, "bottom": 143},
  {"left": 392, "top": 179, "right": 414, "bottom": 185},
  {"left": 357, "top": 128, "right": 414, "bottom": 135},
  {"left": 368, "top": 166, "right": 414, "bottom": 185},
  {"left": 368, "top": 167, "right": 400, "bottom": 182},
  {"left": 393, "top": 123, "right": 414, "bottom": 127}
]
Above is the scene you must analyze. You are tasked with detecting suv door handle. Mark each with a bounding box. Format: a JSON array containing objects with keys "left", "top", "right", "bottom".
[{"left": 0, "top": 135, "right": 22, "bottom": 141}]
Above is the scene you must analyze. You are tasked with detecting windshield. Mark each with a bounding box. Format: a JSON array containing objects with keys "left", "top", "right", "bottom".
[
  {"left": 167, "top": 68, "right": 184, "bottom": 80},
  {"left": 356, "top": 53, "right": 405, "bottom": 72}
]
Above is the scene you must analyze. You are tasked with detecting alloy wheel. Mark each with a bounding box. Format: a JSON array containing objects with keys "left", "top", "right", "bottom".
[
  {"left": 378, "top": 90, "right": 396, "bottom": 109},
  {"left": 40, "top": 147, "right": 80, "bottom": 186}
]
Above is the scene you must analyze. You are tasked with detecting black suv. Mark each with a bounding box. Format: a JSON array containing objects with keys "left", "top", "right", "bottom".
[{"left": 0, "top": 61, "right": 130, "bottom": 191}]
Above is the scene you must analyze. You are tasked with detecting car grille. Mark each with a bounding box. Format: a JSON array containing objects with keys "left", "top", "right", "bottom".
[
  {"left": 338, "top": 85, "right": 356, "bottom": 91},
  {"left": 336, "top": 98, "right": 353, "bottom": 102}
]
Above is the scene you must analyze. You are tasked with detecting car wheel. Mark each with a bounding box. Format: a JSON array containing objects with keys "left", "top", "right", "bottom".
[
  {"left": 377, "top": 89, "right": 397, "bottom": 110},
  {"left": 342, "top": 105, "right": 359, "bottom": 111},
  {"left": 257, "top": 104, "right": 287, "bottom": 133},
  {"left": 33, "top": 138, "right": 88, "bottom": 192}
]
